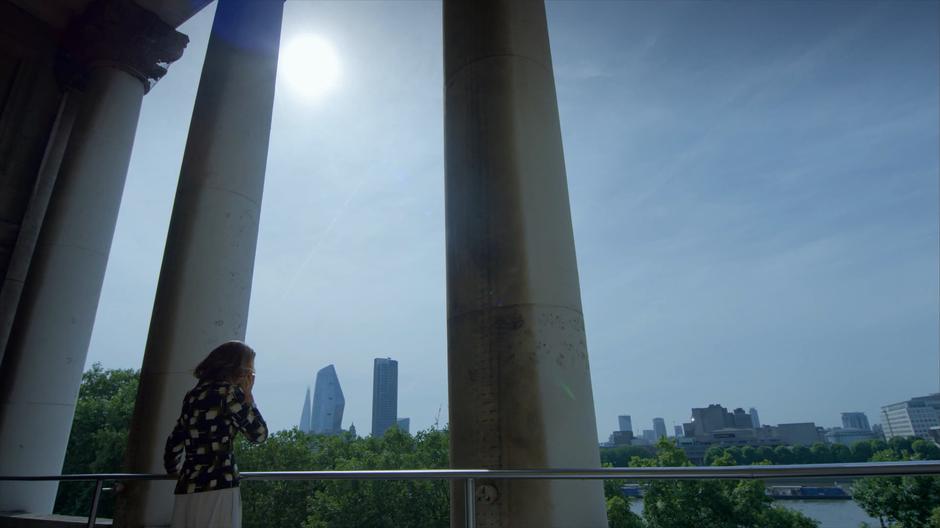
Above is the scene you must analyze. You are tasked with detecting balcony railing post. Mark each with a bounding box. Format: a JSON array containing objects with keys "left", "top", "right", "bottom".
[
  {"left": 86, "top": 479, "right": 103, "bottom": 528},
  {"left": 464, "top": 477, "right": 476, "bottom": 528}
]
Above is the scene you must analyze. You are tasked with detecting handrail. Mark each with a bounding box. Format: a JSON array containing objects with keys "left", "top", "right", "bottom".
[
  {"left": 3, "top": 460, "right": 939, "bottom": 482},
  {"left": 3, "top": 461, "right": 939, "bottom": 528}
]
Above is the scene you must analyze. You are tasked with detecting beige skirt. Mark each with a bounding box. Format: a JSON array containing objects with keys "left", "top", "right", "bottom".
[{"left": 171, "top": 487, "right": 242, "bottom": 528}]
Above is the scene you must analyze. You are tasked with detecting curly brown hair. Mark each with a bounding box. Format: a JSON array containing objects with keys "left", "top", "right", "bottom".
[{"left": 194, "top": 341, "right": 255, "bottom": 382}]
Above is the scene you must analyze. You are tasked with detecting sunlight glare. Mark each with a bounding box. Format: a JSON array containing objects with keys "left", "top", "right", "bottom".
[{"left": 280, "top": 34, "right": 341, "bottom": 101}]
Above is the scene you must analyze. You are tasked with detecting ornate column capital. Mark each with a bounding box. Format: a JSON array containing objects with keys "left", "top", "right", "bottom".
[{"left": 57, "top": 0, "right": 189, "bottom": 93}]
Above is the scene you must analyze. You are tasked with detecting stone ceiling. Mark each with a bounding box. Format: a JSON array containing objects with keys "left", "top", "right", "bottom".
[{"left": 9, "top": 0, "right": 213, "bottom": 30}]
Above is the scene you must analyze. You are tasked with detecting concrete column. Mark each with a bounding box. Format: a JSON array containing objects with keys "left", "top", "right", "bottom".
[
  {"left": 444, "top": 1, "right": 608, "bottom": 526},
  {"left": 0, "top": 0, "right": 186, "bottom": 514},
  {"left": 116, "top": 1, "right": 283, "bottom": 526}
]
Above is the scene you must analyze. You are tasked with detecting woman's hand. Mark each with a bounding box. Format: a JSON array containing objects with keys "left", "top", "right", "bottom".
[{"left": 239, "top": 371, "right": 255, "bottom": 405}]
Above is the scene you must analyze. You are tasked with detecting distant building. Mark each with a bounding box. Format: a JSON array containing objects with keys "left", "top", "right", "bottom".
[
  {"left": 348, "top": 423, "right": 357, "bottom": 438},
  {"left": 618, "top": 415, "right": 633, "bottom": 433},
  {"left": 686, "top": 404, "right": 753, "bottom": 435},
  {"left": 749, "top": 408, "right": 761, "bottom": 429},
  {"left": 372, "top": 358, "right": 399, "bottom": 436},
  {"left": 674, "top": 425, "right": 683, "bottom": 438},
  {"left": 311, "top": 365, "right": 345, "bottom": 435},
  {"left": 653, "top": 418, "right": 667, "bottom": 440},
  {"left": 676, "top": 429, "right": 781, "bottom": 465},
  {"left": 775, "top": 423, "right": 824, "bottom": 446},
  {"left": 609, "top": 430, "right": 635, "bottom": 446},
  {"left": 881, "top": 394, "right": 940, "bottom": 440},
  {"left": 396, "top": 417, "right": 410, "bottom": 434},
  {"left": 841, "top": 412, "right": 871, "bottom": 431},
  {"left": 732, "top": 408, "right": 752, "bottom": 428},
  {"left": 825, "top": 427, "right": 877, "bottom": 446},
  {"left": 299, "top": 386, "right": 312, "bottom": 433},
  {"left": 872, "top": 423, "right": 885, "bottom": 439},
  {"left": 642, "top": 429, "right": 657, "bottom": 443},
  {"left": 677, "top": 403, "right": 821, "bottom": 462}
]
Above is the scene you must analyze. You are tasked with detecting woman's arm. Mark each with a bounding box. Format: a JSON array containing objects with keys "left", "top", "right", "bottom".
[
  {"left": 227, "top": 385, "right": 268, "bottom": 443},
  {"left": 163, "top": 415, "right": 187, "bottom": 474}
]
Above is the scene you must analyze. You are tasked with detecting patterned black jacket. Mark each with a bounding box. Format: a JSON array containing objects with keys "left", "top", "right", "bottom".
[{"left": 164, "top": 380, "right": 268, "bottom": 494}]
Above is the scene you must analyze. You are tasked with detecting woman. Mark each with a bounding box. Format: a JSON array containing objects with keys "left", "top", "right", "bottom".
[{"left": 164, "top": 340, "right": 268, "bottom": 528}]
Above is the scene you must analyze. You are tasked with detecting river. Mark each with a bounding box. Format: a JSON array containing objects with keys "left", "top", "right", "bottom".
[
  {"left": 783, "top": 501, "right": 880, "bottom": 527},
  {"left": 629, "top": 499, "right": 881, "bottom": 527}
]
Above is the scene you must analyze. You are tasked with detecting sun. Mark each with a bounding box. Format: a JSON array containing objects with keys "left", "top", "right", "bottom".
[{"left": 279, "top": 34, "right": 341, "bottom": 101}]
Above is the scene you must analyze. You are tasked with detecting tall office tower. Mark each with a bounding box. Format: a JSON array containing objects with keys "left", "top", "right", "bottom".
[
  {"left": 372, "top": 357, "right": 398, "bottom": 436},
  {"left": 749, "top": 407, "right": 761, "bottom": 428},
  {"left": 841, "top": 412, "right": 871, "bottom": 431},
  {"left": 397, "top": 417, "right": 411, "bottom": 434},
  {"left": 652, "top": 418, "right": 667, "bottom": 439},
  {"left": 880, "top": 394, "right": 940, "bottom": 439},
  {"left": 618, "top": 415, "right": 633, "bottom": 433},
  {"left": 311, "top": 365, "right": 345, "bottom": 435},
  {"left": 674, "top": 425, "right": 683, "bottom": 437},
  {"left": 299, "top": 386, "right": 312, "bottom": 433}
]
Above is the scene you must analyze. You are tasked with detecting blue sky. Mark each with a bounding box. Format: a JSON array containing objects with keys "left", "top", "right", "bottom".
[{"left": 86, "top": 1, "right": 939, "bottom": 442}]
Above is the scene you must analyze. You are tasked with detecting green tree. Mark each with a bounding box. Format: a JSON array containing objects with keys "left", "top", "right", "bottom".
[
  {"left": 602, "top": 462, "right": 646, "bottom": 527},
  {"left": 755, "top": 446, "right": 776, "bottom": 464},
  {"left": 930, "top": 506, "right": 940, "bottom": 528},
  {"left": 703, "top": 445, "right": 728, "bottom": 466},
  {"left": 235, "top": 429, "right": 327, "bottom": 528},
  {"left": 912, "top": 439, "right": 940, "bottom": 460},
  {"left": 724, "top": 446, "right": 743, "bottom": 464},
  {"left": 601, "top": 445, "right": 656, "bottom": 467},
  {"left": 740, "top": 446, "right": 757, "bottom": 465},
  {"left": 632, "top": 439, "right": 818, "bottom": 528},
  {"left": 851, "top": 441, "right": 874, "bottom": 463},
  {"left": 53, "top": 364, "right": 139, "bottom": 518},
  {"left": 236, "top": 427, "right": 451, "bottom": 528},
  {"left": 774, "top": 445, "right": 794, "bottom": 465},
  {"left": 607, "top": 496, "right": 645, "bottom": 528},
  {"left": 809, "top": 443, "right": 831, "bottom": 464},
  {"left": 303, "top": 428, "right": 450, "bottom": 528},
  {"left": 760, "top": 506, "right": 820, "bottom": 528},
  {"left": 830, "top": 443, "right": 852, "bottom": 463},
  {"left": 888, "top": 437, "right": 914, "bottom": 454},
  {"left": 851, "top": 450, "right": 940, "bottom": 528},
  {"left": 791, "top": 445, "right": 811, "bottom": 463}
]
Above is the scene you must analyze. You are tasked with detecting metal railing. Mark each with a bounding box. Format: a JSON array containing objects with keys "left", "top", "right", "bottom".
[{"left": 3, "top": 460, "right": 940, "bottom": 528}]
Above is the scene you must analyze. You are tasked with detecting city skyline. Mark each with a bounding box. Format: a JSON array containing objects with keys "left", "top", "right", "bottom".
[
  {"left": 608, "top": 405, "right": 882, "bottom": 438},
  {"left": 79, "top": 1, "right": 939, "bottom": 440}
]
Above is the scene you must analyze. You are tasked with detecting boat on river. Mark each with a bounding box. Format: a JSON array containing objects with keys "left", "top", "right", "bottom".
[{"left": 767, "top": 485, "right": 851, "bottom": 500}]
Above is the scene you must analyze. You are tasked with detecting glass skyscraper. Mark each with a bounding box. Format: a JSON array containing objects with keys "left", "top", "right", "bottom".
[
  {"left": 299, "top": 386, "right": 312, "bottom": 433},
  {"left": 311, "top": 364, "right": 345, "bottom": 434},
  {"left": 299, "top": 365, "right": 345, "bottom": 435},
  {"left": 372, "top": 357, "right": 398, "bottom": 436}
]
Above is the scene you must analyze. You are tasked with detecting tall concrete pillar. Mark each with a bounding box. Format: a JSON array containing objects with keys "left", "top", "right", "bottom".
[
  {"left": 0, "top": 0, "right": 186, "bottom": 513},
  {"left": 116, "top": 1, "right": 283, "bottom": 526},
  {"left": 444, "top": 1, "right": 608, "bottom": 526}
]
